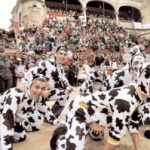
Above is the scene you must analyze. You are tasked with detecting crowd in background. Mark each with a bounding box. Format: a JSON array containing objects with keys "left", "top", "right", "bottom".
[
  {"left": 0, "top": 4, "right": 150, "bottom": 150},
  {"left": 0, "top": 7, "right": 149, "bottom": 94}
]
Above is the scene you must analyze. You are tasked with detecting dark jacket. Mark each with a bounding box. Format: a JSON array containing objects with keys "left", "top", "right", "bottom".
[{"left": 0, "top": 56, "right": 12, "bottom": 80}]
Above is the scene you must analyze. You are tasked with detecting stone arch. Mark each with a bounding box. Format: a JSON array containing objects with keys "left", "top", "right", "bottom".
[
  {"left": 119, "top": 5, "right": 142, "bottom": 22},
  {"left": 86, "top": 0, "right": 115, "bottom": 11},
  {"left": 86, "top": 0, "right": 115, "bottom": 18},
  {"left": 45, "top": 0, "right": 83, "bottom": 11}
]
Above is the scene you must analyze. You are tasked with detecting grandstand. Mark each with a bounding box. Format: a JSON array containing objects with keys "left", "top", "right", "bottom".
[{"left": 0, "top": 1, "right": 149, "bottom": 150}]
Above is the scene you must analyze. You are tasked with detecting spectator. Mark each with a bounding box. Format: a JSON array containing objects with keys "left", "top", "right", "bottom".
[{"left": 0, "top": 47, "right": 12, "bottom": 94}]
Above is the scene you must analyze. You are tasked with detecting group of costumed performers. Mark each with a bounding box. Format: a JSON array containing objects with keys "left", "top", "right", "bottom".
[
  {"left": 0, "top": 46, "right": 73, "bottom": 149},
  {"left": 50, "top": 46, "right": 150, "bottom": 150},
  {"left": 1, "top": 45, "right": 150, "bottom": 150}
]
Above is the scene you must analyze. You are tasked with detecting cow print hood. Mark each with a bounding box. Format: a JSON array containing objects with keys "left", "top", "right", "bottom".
[{"left": 137, "top": 63, "right": 150, "bottom": 97}]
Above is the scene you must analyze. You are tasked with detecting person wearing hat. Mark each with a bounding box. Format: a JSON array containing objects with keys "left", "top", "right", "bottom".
[
  {"left": 0, "top": 46, "right": 13, "bottom": 94},
  {"left": 18, "top": 46, "right": 72, "bottom": 124},
  {"left": 0, "top": 77, "right": 54, "bottom": 149}
]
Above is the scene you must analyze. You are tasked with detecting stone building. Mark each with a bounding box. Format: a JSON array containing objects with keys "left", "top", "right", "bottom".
[
  {"left": 11, "top": 0, "right": 150, "bottom": 31},
  {"left": 12, "top": 0, "right": 46, "bottom": 29}
]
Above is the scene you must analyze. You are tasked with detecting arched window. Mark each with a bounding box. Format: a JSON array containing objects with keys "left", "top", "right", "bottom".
[
  {"left": 45, "top": 0, "right": 82, "bottom": 11},
  {"left": 86, "top": 1, "right": 115, "bottom": 19},
  {"left": 119, "top": 6, "right": 142, "bottom": 22}
]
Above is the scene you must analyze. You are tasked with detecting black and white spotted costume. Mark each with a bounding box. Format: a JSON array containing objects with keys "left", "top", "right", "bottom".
[
  {"left": 0, "top": 87, "right": 59, "bottom": 149},
  {"left": 79, "top": 70, "right": 101, "bottom": 96},
  {"left": 103, "top": 54, "right": 145, "bottom": 90},
  {"left": 50, "top": 63, "right": 150, "bottom": 150},
  {"left": 21, "top": 59, "right": 70, "bottom": 120},
  {"left": 79, "top": 55, "right": 145, "bottom": 140},
  {"left": 79, "top": 54, "right": 145, "bottom": 96}
]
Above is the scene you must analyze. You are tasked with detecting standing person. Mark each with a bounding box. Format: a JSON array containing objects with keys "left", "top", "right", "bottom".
[
  {"left": 0, "top": 46, "right": 12, "bottom": 94},
  {"left": 44, "top": 37, "right": 52, "bottom": 53},
  {"left": 19, "top": 46, "right": 72, "bottom": 123},
  {"left": 0, "top": 77, "right": 52, "bottom": 150},
  {"left": 111, "top": 58, "right": 118, "bottom": 72},
  {"left": 15, "top": 58, "right": 26, "bottom": 86}
]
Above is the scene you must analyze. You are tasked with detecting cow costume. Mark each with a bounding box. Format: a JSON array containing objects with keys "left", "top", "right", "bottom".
[
  {"left": 20, "top": 47, "right": 71, "bottom": 123},
  {"left": 79, "top": 54, "right": 145, "bottom": 140},
  {"left": 50, "top": 63, "right": 150, "bottom": 150},
  {"left": 0, "top": 77, "right": 59, "bottom": 149},
  {"left": 103, "top": 54, "right": 145, "bottom": 91},
  {"left": 79, "top": 69, "right": 102, "bottom": 96}
]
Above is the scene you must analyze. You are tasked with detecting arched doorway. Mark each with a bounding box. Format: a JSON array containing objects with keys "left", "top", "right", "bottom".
[
  {"left": 119, "top": 6, "right": 142, "bottom": 22},
  {"left": 45, "top": 0, "right": 66, "bottom": 10},
  {"left": 86, "top": 1, "right": 115, "bottom": 19},
  {"left": 67, "top": 0, "right": 82, "bottom": 10}
]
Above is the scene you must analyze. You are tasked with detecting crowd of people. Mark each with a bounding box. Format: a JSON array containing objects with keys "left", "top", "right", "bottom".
[{"left": 0, "top": 6, "right": 150, "bottom": 150}]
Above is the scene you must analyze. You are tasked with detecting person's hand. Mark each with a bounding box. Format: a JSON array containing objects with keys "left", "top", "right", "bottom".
[
  {"left": 17, "top": 83, "right": 29, "bottom": 92},
  {"left": 42, "top": 89, "right": 51, "bottom": 99},
  {"left": 88, "top": 122, "right": 105, "bottom": 135}
]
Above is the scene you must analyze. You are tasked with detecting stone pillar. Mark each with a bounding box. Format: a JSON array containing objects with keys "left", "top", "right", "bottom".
[
  {"left": 82, "top": 7, "right": 87, "bottom": 24},
  {"left": 115, "top": 11, "right": 119, "bottom": 25}
]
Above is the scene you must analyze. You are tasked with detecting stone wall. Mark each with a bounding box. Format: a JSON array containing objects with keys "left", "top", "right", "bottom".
[
  {"left": 12, "top": 0, "right": 150, "bottom": 28},
  {"left": 12, "top": 0, "right": 46, "bottom": 28}
]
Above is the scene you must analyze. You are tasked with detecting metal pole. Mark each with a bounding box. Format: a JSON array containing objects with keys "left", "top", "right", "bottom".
[
  {"left": 65, "top": 0, "right": 68, "bottom": 22},
  {"left": 103, "top": 2, "right": 104, "bottom": 17},
  {"left": 132, "top": 7, "right": 134, "bottom": 21},
  {"left": 102, "top": 1, "right": 105, "bottom": 19},
  {"left": 66, "top": 0, "right": 68, "bottom": 14}
]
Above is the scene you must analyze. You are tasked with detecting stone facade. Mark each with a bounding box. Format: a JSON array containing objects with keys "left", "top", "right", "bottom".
[
  {"left": 12, "top": 0, "right": 46, "bottom": 28},
  {"left": 11, "top": 0, "right": 150, "bottom": 29}
]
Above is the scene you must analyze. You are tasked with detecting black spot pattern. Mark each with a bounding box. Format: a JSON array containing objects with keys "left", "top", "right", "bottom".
[
  {"left": 108, "top": 89, "right": 119, "bottom": 101},
  {"left": 66, "top": 135, "right": 76, "bottom": 150},
  {"left": 98, "top": 93, "right": 106, "bottom": 100},
  {"left": 5, "top": 95, "right": 12, "bottom": 105},
  {"left": 125, "top": 85, "right": 136, "bottom": 98},
  {"left": 3, "top": 109, "right": 14, "bottom": 130},
  {"left": 76, "top": 126, "right": 85, "bottom": 140},
  {"left": 115, "top": 99, "right": 130, "bottom": 113},
  {"left": 116, "top": 118, "right": 123, "bottom": 130},
  {"left": 3, "top": 135, "right": 14, "bottom": 146},
  {"left": 101, "top": 108, "right": 108, "bottom": 114},
  {"left": 75, "top": 108, "right": 86, "bottom": 123}
]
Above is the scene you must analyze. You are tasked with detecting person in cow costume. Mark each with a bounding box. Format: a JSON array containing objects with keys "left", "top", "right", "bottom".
[
  {"left": 50, "top": 63, "right": 150, "bottom": 150},
  {"left": 19, "top": 46, "right": 72, "bottom": 124},
  {"left": 79, "top": 50, "right": 145, "bottom": 140},
  {"left": 0, "top": 77, "right": 58, "bottom": 149}
]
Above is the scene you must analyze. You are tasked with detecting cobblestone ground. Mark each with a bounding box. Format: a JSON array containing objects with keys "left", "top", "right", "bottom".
[{"left": 14, "top": 87, "right": 150, "bottom": 150}]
